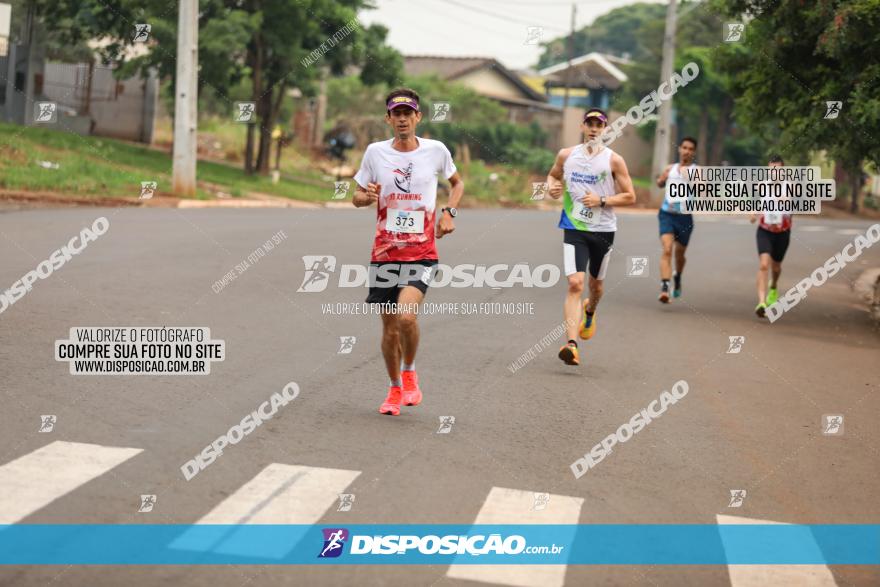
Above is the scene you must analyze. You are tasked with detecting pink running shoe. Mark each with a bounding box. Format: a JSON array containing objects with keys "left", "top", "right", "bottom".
[
  {"left": 379, "top": 386, "right": 402, "bottom": 416},
  {"left": 401, "top": 371, "right": 422, "bottom": 406}
]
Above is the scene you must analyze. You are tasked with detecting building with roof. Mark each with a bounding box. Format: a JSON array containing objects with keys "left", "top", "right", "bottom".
[
  {"left": 537, "top": 52, "right": 630, "bottom": 110},
  {"left": 403, "top": 55, "right": 563, "bottom": 149}
]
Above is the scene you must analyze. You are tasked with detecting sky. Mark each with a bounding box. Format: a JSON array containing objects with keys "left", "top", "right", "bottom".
[{"left": 358, "top": 0, "right": 667, "bottom": 71}]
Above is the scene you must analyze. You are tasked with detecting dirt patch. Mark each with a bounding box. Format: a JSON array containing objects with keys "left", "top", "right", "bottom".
[
  {"left": 0, "top": 190, "right": 141, "bottom": 207},
  {"left": 0, "top": 144, "right": 29, "bottom": 165}
]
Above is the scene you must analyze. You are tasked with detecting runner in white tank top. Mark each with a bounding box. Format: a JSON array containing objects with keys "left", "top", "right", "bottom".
[{"left": 546, "top": 108, "right": 637, "bottom": 367}]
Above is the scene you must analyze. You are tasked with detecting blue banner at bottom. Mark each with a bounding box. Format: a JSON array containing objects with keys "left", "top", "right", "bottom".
[{"left": 0, "top": 524, "right": 877, "bottom": 565}]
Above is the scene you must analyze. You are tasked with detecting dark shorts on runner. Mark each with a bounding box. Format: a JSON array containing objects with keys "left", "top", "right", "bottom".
[
  {"left": 365, "top": 260, "right": 438, "bottom": 304},
  {"left": 562, "top": 230, "right": 615, "bottom": 279},
  {"left": 658, "top": 209, "right": 695, "bottom": 246},
  {"left": 756, "top": 227, "right": 790, "bottom": 263}
]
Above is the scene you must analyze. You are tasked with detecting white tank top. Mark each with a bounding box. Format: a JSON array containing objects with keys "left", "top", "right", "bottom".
[
  {"left": 559, "top": 145, "right": 617, "bottom": 232},
  {"left": 662, "top": 163, "right": 697, "bottom": 214}
]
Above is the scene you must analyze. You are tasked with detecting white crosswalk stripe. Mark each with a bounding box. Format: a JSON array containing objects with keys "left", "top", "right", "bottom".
[
  {"left": 446, "top": 486, "right": 584, "bottom": 587},
  {"left": 170, "top": 463, "right": 360, "bottom": 558},
  {"left": 0, "top": 441, "right": 142, "bottom": 524},
  {"left": 801, "top": 226, "right": 828, "bottom": 232},
  {"left": 194, "top": 463, "right": 360, "bottom": 524},
  {"left": 717, "top": 514, "right": 837, "bottom": 587}
]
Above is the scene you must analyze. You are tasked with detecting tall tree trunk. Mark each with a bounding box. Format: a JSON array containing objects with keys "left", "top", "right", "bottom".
[
  {"left": 697, "top": 108, "right": 709, "bottom": 165},
  {"left": 256, "top": 86, "right": 275, "bottom": 174},
  {"left": 709, "top": 96, "right": 733, "bottom": 165},
  {"left": 245, "top": 123, "right": 255, "bottom": 174},
  {"left": 245, "top": 34, "right": 263, "bottom": 175},
  {"left": 849, "top": 164, "right": 862, "bottom": 214}
]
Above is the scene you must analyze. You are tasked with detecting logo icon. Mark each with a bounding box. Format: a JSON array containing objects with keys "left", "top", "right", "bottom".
[
  {"left": 234, "top": 102, "right": 256, "bottom": 123},
  {"left": 337, "top": 336, "right": 356, "bottom": 354},
  {"left": 333, "top": 181, "right": 350, "bottom": 200},
  {"left": 337, "top": 494, "right": 355, "bottom": 512},
  {"left": 524, "top": 26, "right": 543, "bottom": 45},
  {"left": 393, "top": 162, "right": 413, "bottom": 193},
  {"left": 431, "top": 102, "right": 450, "bottom": 123},
  {"left": 627, "top": 256, "right": 649, "bottom": 277},
  {"left": 138, "top": 494, "right": 157, "bottom": 512},
  {"left": 532, "top": 492, "right": 550, "bottom": 511},
  {"left": 133, "top": 24, "right": 151, "bottom": 43},
  {"left": 727, "top": 336, "right": 745, "bottom": 354},
  {"left": 318, "top": 528, "right": 349, "bottom": 558},
  {"left": 34, "top": 102, "right": 57, "bottom": 124},
  {"left": 437, "top": 416, "right": 455, "bottom": 434},
  {"left": 822, "top": 414, "right": 844, "bottom": 435},
  {"left": 531, "top": 182, "right": 547, "bottom": 201},
  {"left": 38, "top": 415, "right": 56, "bottom": 433},
  {"left": 824, "top": 101, "right": 842, "bottom": 119},
  {"left": 140, "top": 181, "right": 157, "bottom": 200},
  {"left": 724, "top": 23, "right": 745, "bottom": 42},
  {"left": 728, "top": 489, "right": 747, "bottom": 508},
  {"left": 298, "top": 255, "right": 337, "bottom": 292}
]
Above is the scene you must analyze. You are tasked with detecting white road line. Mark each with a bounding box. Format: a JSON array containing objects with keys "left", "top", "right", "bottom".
[
  {"left": 171, "top": 463, "right": 359, "bottom": 558},
  {"left": 0, "top": 441, "right": 142, "bottom": 524},
  {"left": 800, "top": 226, "right": 828, "bottom": 232},
  {"left": 446, "top": 487, "right": 584, "bottom": 587},
  {"left": 716, "top": 514, "right": 837, "bottom": 587},
  {"left": 835, "top": 228, "right": 863, "bottom": 235},
  {"left": 195, "top": 463, "right": 360, "bottom": 524}
]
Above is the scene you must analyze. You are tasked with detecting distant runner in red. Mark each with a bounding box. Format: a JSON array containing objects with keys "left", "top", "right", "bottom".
[
  {"left": 352, "top": 88, "right": 464, "bottom": 416},
  {"left": 751, "top": 155, "right": 792, "bottom": 318}
]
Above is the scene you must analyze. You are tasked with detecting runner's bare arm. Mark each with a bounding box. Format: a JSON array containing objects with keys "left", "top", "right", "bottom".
[
  {"left": 656, "top": 164, "right": 673, "bottom": 188},
  {"left": 607, "top": 152, "right": 637, "bottom": 206},
  {"left": 353, "top": 182, "right": 381, "bottom": 207},
  {"left": 546, "top": 148, "right": 572, "bottom": 199},
  {"left": 437, "top": 171, "right": 463, "bottom": 238},
  {"left": 445, "top": 171, "right": 464, "bottom": 210}
]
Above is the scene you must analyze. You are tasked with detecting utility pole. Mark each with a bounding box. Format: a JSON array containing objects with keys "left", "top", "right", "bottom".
[
  {"left": 650, "top": 0, "right": 677, "bottom": 203},
  {"left": 562, "top": 3, "right": 576, "bottom": 109},
  {"left": 172, "top": 0, "right": 197, "bottom": 196}
]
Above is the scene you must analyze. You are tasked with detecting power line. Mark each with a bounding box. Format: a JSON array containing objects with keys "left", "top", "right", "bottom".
[{"left": 434, "top": 0, "right": 569, "bottom": 33}]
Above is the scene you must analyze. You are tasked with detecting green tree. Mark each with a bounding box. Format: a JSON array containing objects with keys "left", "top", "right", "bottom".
[
  {"left": 714, "top": 0, "right": 880, "bottom": 211},
  {"left": 536, "top": 3, "right": 667, "bottom": 69},
  {"left": 31, "top": 0, "right": 401, "bottom": 175}
]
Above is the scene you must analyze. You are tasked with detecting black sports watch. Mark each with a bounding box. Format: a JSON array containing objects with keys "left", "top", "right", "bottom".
[
  {"left": 441, "top": 207, "right": 458, "bottom": 218},
  {"left": 600, "top": 196, "right": 607, "bottom": 208}
]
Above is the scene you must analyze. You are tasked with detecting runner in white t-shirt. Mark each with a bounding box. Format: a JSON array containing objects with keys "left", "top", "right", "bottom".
[{"left": 352, "top": 88, "right": 464, "bottom": 416}]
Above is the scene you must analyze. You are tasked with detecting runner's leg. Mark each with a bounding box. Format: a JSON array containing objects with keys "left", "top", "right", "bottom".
[
  {"left": 565, "top": 272, "right": 585, "bottom": 341},
  {"left": 757, "top": 253, "right": 771, "bottom": 304},
  {"left": 586, "top": 276, "right": 604, "bottom": 313},
  {"left": 674, "top": 242, "right": 687, "bottom": 278},
  {"left": 380, "top": 312, "right": 401, "bottom": 384},
  {"left": 660, "top": 233, "right": 674, "bottom": 280},
  {"left": 397, "top": 285, "right": 424, "bottom": 366}
]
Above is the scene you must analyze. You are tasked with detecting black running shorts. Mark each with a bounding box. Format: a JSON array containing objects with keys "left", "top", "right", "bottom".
[
  {"left": 756, "top": 227, "right": 790, "bottom": 263},
  {"left": 562, "top": 230, "right": 615, "bottom": 279},
  {"left": 365, "top": 260, "right": 437, "bottom": 304}
]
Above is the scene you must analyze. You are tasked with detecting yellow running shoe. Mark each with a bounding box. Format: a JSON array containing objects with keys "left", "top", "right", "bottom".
[
  {"left": 558, "top": 343, "right": 579, "bottom": 366},
  {"left": 579, "top": 299, "right": 597, "bottom": 340}
]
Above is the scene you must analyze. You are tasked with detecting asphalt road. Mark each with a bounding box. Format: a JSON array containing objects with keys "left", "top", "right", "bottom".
[{"left": 0, "top": 207, "right": 878, "bottom": 586}]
